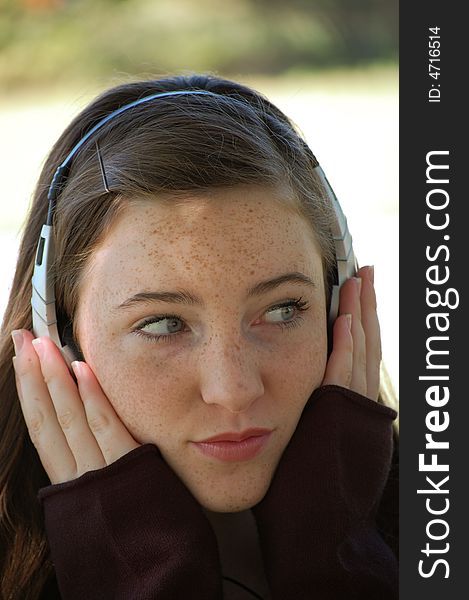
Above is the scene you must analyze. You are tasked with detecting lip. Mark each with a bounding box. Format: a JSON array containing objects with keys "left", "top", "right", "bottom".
[
  {"left": 198, "top": 428, "right": 273, "bottom": 443},
  {"left": 191, "top": 428, "right": 273, "bottom": 462}
]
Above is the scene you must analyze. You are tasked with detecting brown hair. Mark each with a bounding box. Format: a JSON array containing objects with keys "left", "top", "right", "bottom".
[{"left": 0, "top": 73, "right": 395, "bottom": 598}]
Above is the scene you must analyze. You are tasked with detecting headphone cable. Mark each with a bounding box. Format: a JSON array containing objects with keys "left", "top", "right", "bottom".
[{"left": 222, "top": 575, "right": 265, "bottom": 599}]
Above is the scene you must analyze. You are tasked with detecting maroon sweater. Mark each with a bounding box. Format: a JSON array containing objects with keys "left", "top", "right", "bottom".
[{"left": 38, "top": 385, "right": 398, "bottom": 599}]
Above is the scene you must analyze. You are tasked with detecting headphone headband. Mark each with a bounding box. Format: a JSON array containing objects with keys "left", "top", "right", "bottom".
[
  {"left": 33, "top": 88, "right": 357, "bottom": 369},
  {"left": 47, "top": 90, "right": 220, "bottom": 225}
]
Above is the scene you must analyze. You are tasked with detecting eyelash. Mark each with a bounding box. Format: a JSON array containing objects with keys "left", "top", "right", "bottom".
[{"left": 132, "top": 297, "right": 310, "bottom": 344}]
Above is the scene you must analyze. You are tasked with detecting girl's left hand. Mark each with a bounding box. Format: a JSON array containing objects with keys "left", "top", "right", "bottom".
[{"left": 322, "top": 265, "right": 381, "bottom": 401}]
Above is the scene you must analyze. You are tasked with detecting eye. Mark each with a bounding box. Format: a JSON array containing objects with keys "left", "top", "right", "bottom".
[
  {"left": 134, "top": 315, "right": 185, "bottom": 341},
  {"left": 262, "top": 298, "right": 310, "bottom": 328},
  {"left": 264, "top": 304, "right": 297, "bottom": 323}
]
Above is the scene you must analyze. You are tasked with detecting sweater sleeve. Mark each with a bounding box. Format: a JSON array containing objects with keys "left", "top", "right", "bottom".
[
  {"left": 252, "top": 385, "right": 399, "bottom": 600},
  {"left": 38, "top": 444, "right": 223, "bottom": 600}
]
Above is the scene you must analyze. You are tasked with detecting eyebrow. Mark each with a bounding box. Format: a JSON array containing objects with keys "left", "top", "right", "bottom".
[{"left": 114, "top": 271, "right": 316, "bottom": 311}]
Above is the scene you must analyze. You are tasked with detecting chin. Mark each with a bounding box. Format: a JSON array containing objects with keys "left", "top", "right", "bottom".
[
  {"left": 193, "top": 476, "right": 271, "bottom": 513},
  {"left": 160, "top": 446, "right": 279, "bottom": 513}
]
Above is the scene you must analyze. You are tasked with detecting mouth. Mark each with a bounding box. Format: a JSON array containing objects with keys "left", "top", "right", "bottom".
[{"left": 191, "top": 428, "right": 273, "bottom": 462}]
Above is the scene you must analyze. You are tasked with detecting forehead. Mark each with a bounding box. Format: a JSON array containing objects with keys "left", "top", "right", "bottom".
[{"left": 84, "top": 186, "right": 323, "bottom": 294}]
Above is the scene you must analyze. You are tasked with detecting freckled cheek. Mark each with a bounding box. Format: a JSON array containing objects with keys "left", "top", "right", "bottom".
[
  {"left": 269, "top": 327, "right": 327, "bottom": 396},
  {"left": 301, "top": 335, "right": 328, "bottom": 389},
  {"left": 90, "top": 345, "right": 193, "bottom": 441}
]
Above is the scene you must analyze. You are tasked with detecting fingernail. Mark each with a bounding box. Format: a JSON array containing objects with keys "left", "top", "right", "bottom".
[
  {"left": 354, "top": 277, "right": 362, "bottom": 294},
  {"left": 345, "top": 313, "right": 352, "bottom": 330},
  {"left": 31, "top": 338, "right": 44, "bottom": 359},
  {"left": 11, "top": 330, "right": 24, "bottom": 354},
  {"left": 71, "top": 361, "right": 83, "bottom": 378},
  {"left": 368, "top": 265, "right": 375, "bottom": 284}
]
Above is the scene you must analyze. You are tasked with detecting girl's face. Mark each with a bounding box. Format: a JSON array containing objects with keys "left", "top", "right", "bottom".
[{"left": 75, "top": 185, "right": 327, "bottom": 512}]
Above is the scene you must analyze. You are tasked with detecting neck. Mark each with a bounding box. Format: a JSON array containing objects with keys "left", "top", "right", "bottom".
[{"left": 202, "top": 508, "right": 270, "bottom": 599}]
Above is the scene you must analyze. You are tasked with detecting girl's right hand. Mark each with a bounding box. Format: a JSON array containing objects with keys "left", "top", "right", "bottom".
[{"left": 11, "top": 329, "right": 140, "bottom": 484}]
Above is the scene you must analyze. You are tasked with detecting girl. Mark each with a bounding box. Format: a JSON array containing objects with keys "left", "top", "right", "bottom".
[{"left": 0, "top": 73, "right": 398, "bottom": 599}]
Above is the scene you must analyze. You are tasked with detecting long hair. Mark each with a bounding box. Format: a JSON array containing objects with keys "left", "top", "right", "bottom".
[{"left": 0, "top": 73, "right": 397, "bottom": 598}]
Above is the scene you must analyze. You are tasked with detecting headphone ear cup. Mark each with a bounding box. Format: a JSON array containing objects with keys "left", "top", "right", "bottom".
[{"left": 314, "top": 165, "right": 357, "bottom": 359}]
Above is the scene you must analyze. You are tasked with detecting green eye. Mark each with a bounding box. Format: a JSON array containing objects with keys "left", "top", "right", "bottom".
[
  {"left": 265, "top": 305, "right": 296, "bottom": 323},
  {"left": 264, "top": 298, "right": 309, "bottom": 324},
  {"left": 140, "top": 316, "right": 184, "bottom": 335}
]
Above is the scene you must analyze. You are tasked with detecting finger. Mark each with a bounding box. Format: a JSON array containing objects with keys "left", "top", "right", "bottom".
[
  {"left": 322, "top": 314, "right": 353, "bottom": 387},
  {"left": 358, "top": 266, "right": 382, "bottom": 400},
  {"left": 31, "top": 336, "right": 107, "bottom": 478},
  {"left": 338, "top": 278, "right": 367, "bottom": 396},
  {"left": 72, "top": 360, "right": 140, "bottom": 465},
  {"left": 12, "top": 330, "right": 77, "bottom": 484},
  {"left": 12, "top": 356, "right": 23, "bottom": 403}
]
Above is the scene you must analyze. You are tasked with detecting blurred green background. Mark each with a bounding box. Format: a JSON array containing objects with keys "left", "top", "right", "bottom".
[
  {"left": 0, "top": 0, "right": 399, "bottom": 391},
  {"left": 0, "top": 0, "right": 397, "bottom": 91}
]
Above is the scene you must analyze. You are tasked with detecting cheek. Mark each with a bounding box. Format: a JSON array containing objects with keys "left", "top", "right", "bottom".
[
  {"left": 267, "top": 332, "right": 327, "bottom": 429},
  {"left": 290, "top": 342, "right": 326, "bottom": 394},
  {"left": 92, "top": 349, "right": 193, "bottom": 443},
  {"left": 269, "top": 307, "right": 328, "bottom": 395},
  {"left": 79, "top": 316, "right": 190, "bottom": 443}
]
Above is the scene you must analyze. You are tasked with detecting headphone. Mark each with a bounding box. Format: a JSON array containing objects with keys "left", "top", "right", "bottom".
[{"left": 31, "top": 90, "right": 357, "bottom": 370}]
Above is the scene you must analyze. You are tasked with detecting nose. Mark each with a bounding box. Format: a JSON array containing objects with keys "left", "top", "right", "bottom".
[{"left": 198, "top": 332, "right": 265, "bottom": 414}]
